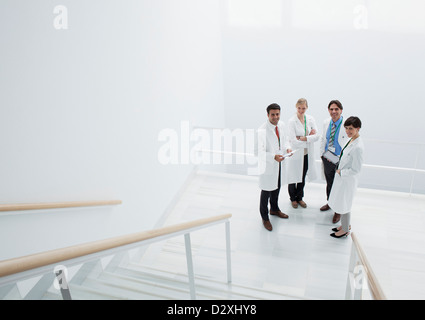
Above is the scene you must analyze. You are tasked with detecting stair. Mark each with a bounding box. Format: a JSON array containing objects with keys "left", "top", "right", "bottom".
[
  {"left": 33, "top": 257, "right": 304, "bottom": 300},
  {"left": 105, "top": 262, "right": 300, "bottom": 300},
  {"left": 1, "top": 239, "right": 308, "bottom": 300}
]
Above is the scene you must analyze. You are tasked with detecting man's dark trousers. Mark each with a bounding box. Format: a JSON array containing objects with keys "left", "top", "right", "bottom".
[
  {"left": 322, "top": 156, "right": 337, "bottom": 200},
  {"left": 260, "top": 164, "right": 281, "bottom": 221}
]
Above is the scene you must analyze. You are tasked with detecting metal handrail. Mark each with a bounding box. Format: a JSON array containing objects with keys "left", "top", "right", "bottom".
[{"left": 198, "top": 149, "right": 425, "bottom": 174}]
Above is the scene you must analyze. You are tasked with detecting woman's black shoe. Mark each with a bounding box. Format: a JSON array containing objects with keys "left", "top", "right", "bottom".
[
  {"left": 330, "top": 232, "right": 349, "bottom": 238},
  {"left": 332, "top": 226, "right": 351, "bottom": 232}
]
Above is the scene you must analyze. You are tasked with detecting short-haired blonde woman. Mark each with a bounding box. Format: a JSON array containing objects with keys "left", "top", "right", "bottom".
[{"left": 285, "top": 98, "right": 320, "bottom": 208}]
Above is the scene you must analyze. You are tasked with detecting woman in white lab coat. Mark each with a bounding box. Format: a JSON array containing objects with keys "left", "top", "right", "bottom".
[
  {"left": 328, "top": 116, "right": 364, "bottom": 238},
  {"left": 285, "top": 98, "right": 320, "bottom": 208}
]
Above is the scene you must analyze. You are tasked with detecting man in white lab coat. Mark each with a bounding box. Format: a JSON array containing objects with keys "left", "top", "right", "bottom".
[
  {"left": 319, "top": 100, "right": 349, "bottom": 223},
  {"left": 257, "top": 103, "right": 292, "bottom": 231}
]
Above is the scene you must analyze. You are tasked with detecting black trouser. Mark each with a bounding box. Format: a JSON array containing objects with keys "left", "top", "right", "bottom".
[
  {"left": 322, "top": 156, "right": 337, "bottom": 200},
  {"left": 259, "top": 164, "right": 281, "bottom": 221},
  {"left": 288, "top": 154, "right": 308, "bottom": 202}
]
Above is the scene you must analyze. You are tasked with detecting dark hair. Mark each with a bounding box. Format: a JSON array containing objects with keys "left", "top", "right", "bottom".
[
  {"left": 344, "top": 116, "right": 362, "bottom": 128},
  {"left": 328, "top": 100, "right": 343, "bottom": 110},
  {"left": 267, "top": 103, "right": 281, "bottom": 114}
]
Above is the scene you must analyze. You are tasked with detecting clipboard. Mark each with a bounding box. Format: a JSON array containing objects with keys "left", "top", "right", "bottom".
[{"left": 322, "top": 150, "right": 339, "bottom": 164}]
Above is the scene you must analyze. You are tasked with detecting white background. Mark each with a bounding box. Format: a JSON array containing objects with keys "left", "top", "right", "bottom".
[{"left": 0, "top": 0, "right": 424, "bottom": 259}]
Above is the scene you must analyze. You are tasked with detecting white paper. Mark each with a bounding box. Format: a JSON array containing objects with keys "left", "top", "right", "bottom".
[{"left": 282, "top": 149, "right": 298, "bottom": 158}]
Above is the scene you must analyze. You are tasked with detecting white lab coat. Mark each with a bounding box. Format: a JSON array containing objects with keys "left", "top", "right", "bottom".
[
  {"left": 257, "top": 120, "right": 290, "bottom": 191},
  {"left": 328, "top": 137, "right": 364, "bottom": 214},
  {"left": 320, "top": 117, "right": 350, "bottom": 179},
  {"left": 285, "top": 113, "right": 320, "bottom": 184}
]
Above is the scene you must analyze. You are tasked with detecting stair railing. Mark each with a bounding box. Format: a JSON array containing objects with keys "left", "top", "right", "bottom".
[
  {"left": 345, "top": 232, "right": 386, "bottom": 300},
  {"left": 0, "top": 200, "right": 122, "bottom": 212},
  {"left": 0, "top": 212, "right": 232, "bottom": 300}
]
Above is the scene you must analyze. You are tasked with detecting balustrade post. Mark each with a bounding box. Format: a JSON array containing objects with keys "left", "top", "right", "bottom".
[
  {"left": 184, "top": 233, "right": 196, "bottom": 299},
  {"left": 225, "top": 220, "right": 232, "bottom": 283},
  {"left": 54, "top": 268, "right": 72, "bottom": 300}
]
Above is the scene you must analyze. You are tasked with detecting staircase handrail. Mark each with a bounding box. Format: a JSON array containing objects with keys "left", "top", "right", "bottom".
[
  {"left": 0, "top": 214, "right": 232, "bottom": 279},
  {"left": 0, "top": 200, "right": 122, "bottom": 212},
  {"left": 348, "top": 232, "right": 387, "bottom": 300}
]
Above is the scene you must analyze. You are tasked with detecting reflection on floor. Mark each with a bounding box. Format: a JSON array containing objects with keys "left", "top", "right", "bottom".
[{"left": 141, "top": 170, "right": 425, "bottom": 300}]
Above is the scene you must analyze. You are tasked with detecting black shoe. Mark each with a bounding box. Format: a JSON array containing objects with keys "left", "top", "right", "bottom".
[
  {"left": 330, "top": 232, "right": 349, "bottom": 238},
  {"left": 332, "top": 227, "right": 351, "bottom": 232}
]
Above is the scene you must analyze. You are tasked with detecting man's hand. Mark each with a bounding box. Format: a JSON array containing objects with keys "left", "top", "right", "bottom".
[{"left": 274, "top": 155, "right": 284, "bottom": 162}]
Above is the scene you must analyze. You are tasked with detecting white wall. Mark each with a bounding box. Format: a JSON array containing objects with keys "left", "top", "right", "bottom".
[
  {"left": 222, "top": 0, "right": 425, "bottom": 137},
  {"left": 2, "top": 0, "right": 425, "bottom": 261},
  {"left": 220, "top": 0, "right": 425, "bottom": 193},
  {"left": 0, "top": 0, "right": 225, "bottom": 259}
]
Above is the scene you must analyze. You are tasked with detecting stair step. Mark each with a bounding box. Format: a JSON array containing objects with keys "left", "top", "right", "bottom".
[
  {"left": 38, "top": 262, "right": 301, "bottom": 300},
  {"left": 79, "top": 276, "right": 172, "bottom": 299},
  {"left": 114, "top": 262, "right": 301, "bottom": 300},
  {"left": 96, "top": 271, "right": 221, "bottom": 300},
  {"left": 0, "top": 284, "right": 22, "bottom": 300},
  {"left": 40, "top": 291, "right": 62, "bottom": 300},
  {"left": 42, "top": 277, "right": 155, "bottom": 300}
]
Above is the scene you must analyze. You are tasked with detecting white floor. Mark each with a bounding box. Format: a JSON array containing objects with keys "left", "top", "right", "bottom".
[{"left": 142, "top": 170, "right": 425, "bottom": 300}]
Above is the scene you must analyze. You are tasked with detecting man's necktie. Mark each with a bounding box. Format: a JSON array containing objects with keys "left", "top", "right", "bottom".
[
  {"left": 329, "top": 123, "right": 336, "bottom": 148},
  {"left": 275, "top": 126, "right": 280, "bottom": 147}
]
